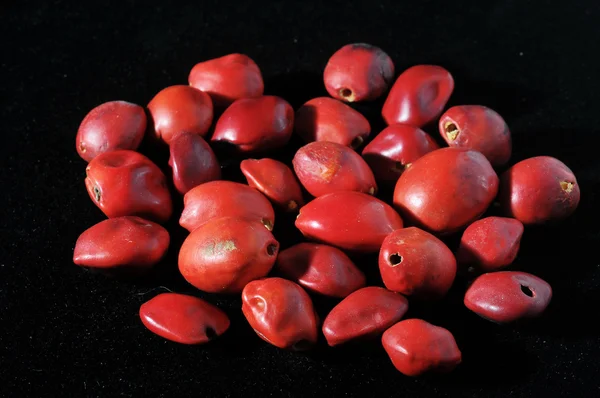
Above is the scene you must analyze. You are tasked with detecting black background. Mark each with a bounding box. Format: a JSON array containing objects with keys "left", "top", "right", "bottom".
[{"left": 1, "top": 0, "right": 599, "bottom": 397}]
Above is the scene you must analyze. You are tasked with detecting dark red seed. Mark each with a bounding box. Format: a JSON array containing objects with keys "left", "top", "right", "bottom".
[
  {"left": 139, "top": 293, "right": 230, "bottom": 344},
  {"left": 464, "top": 271, "right": 552, "bottom": 323}
]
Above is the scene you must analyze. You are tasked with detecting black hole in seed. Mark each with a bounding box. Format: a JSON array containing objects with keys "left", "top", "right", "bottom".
[
  {"left": 340, "top": 88, "right": 352, "bottom": 98},
  {"left": 291, "top": 339, "right": 311, "bottom": 351},
  {"left": 205, "top": 327, "right": 217, "bottom": 340},
  {"left": 351, "top": 136, "right": 364, "bottom": 148},
  {"left": 389, "top": 253, "right": 403, "bottom": 265},
  {"left": 93, "top": 186, "right": 101, "bottom": 201},
  {"left": 267, "top": 244, "right": 278, "bottom": 256},
  {"left": 520, "top": 285, "right": 534, "bottom": 297}
]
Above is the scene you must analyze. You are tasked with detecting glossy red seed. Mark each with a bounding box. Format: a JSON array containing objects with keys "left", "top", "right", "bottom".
[
  {"left": 393, "top": 147, "right": 498, "bottom": 235},
  {"left": 179, "top": 216, "right": 279, "bottom": 294},
  {"left": 76, "top": 101, "right": 146, "bottom": 162},
  {"left": 464, "top": 271, "right": 552, "bottom": 323},
  {"left": 147, "top": 85, "right": 213, "bottom": 144},
  {"left": 275, "top": 243, "right": 366, "bottom": 298},
  {"left": 296, "top": 191, "right": 404, "bottom": 252},
  {"left": 439, "top": 105, "right": 512, "bottom": 167},
  {"left": 295, "top": 97, "right": 371, "bottom": 148},
  {"left": 168, "top": 132, "right": 221, "bottom": 195},
  {"left": 85, "top": 150, "right": 172, "bottom": 223},
  {"left": 499, "top": 156, "right": 580, "bottom": 225},
  {"left": 456, "top": 217, "right": 524, "bottom": 273},
  {"left": 139, "top": 293, "right": 230, "bottom": 344},
  {"left": 211, "top": 96, "right": 294, "bottom": 153},
  {"left": 240, "top": 158, "right": 304, "bottom": 211},
  {"left": 293, "top": 141, "right": 377, "bottom": 197},
  {"left": 324, "top": 43, "right": 394, "bottom": 102},
  {"left": 242, "top": 277, "right": 319, "bottom": 350},
  {"left": 322, "top": 287, "right": 408, "bottom": 346},
  {"left": 382, "top": 319, "right": 462, "bottom": 376},
  {"left": 382, "top": 65, "right": 454, "bottom": 127},
  {"left": 362, "top": 124, "right": 440, "bottom": 185},
  {"left": 379, "top": 227, "right": 456, "bottom": 299},
  {"left": 188, "top": 53, "right": 264, "bottom": 108},
  {"left": 73, "top": 216, "right": 169, "bottom": 270},
  {"left": 180, "top": 180, "right": 275, "bottom": 232}
]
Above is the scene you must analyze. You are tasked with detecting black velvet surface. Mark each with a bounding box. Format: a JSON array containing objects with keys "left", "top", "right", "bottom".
[{"left": 1, "top": 1, "right": 599, "bottom": 396}]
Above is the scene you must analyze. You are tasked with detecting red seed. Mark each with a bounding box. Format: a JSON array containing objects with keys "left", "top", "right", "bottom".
[
  {"left": 379, "top": 227, "right": 456, "bottom": 299},
  {"left": 499, "top": 156, "right": 580, "bottom": 224},
  {"left": 275, "top": 243, "right": 366, "bottom": 298},
  {"left": 293, "top": 141, "right": 377, "bottom": 197},
  {"left": 139, "top": 293, "right": 230, "bottom": 344},
  {"left": 382, "top": 65, "right": 454, "bottom": 127},
  {"left": 168, "top": 132, "right": 221, "bottom": 195},
  {"left": 73, "top": 216, "right": 169, "bottom": 270},
  {"left": 76, "top": 101, "right": 146, "bottom": 162},
  {"left": 322, "top": 286, "right": 408, "bottom": 346},
  {"left": 242, "top": 277, "right": 319, "bottom": 350},
  {"left": 240, "top": 158, "right": 304, "bottom": 211},
  {"left": 393, "top": 147, "right": 498, "bottom": 235},
  {"left": 439, "top": 105, "right": 512, "bottom": 167},
  {"left": 382, "top": 319, "right": 462, "bottom": 376},
  {"left": 295, "top": 191, "right": 404, "bottom": 252},
  {"left": 323, "top": 43, "right": 395, "bottom": 102},
  {"left": 456, "top": 217, "right": 524, "bottom": 273},
  {"left": 464, "top": 271, "right": 552, "bottom": 323},
  {"left": 188, "top": 53, "right": 264, "bottom": 108},
  {"left": 179, "top": 181, "right": 275, "bottom": 232},
  {"left": 85, "top": 150, "right": 172, "bottom": 223},
  {"left": 362, "top": 124, "right": 439, "bottom": 185},
  {"left": 147, "top": 85, "right": 213, "bottom": 144},
  {"left": 178, "top": 216, "right": 279, "bottom": 294},
  {"left": 295, "top": 97, "right": 371, "bottom": 148},
  {"left": 211, "top": 96, "right": 294, "bottom": 153}
]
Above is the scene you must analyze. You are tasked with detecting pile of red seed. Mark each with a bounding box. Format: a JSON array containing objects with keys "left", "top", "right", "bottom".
[{"left": 73, "top": 44, "right": 580, "bottom": 377}]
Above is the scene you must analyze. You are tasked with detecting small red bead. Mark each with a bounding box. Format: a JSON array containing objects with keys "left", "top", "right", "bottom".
[
  {"left": 139, "top": 293, "right": 230, "bottom": 344},
  {"left": 362, "top": 124, "right": 439, "bottom": 185},
  {"left": 242, "top": 277, "right": 319, "bottom": 350},
  {"left": 499, "top": 156, "right": 580, "bottom": 225},
  {"left": 393, "top": 147, "right": 498, "bottom": 235},
  {"left": 322, "top": 286, "right": 408, "bottom": 346},
  {"left": 147, "top": 85, "right": 213, "bottom": 144},
  {"left": 464, "top": 271, "right": 552, "bottom": 323},
  {"left": 293, "top": 141, "right": 377, "bottom": 197},
  {"left": 382, "top": 65, "right": 454, "bottom": 127},
  {"left": 188, "top": 53, "right": 264, "bottom": 108},
  {"left": 73, "top": 216, "right": 169, "bottom": 270},
  {"left": 211, "top": 96, "right": 294, "bottom": 153},
  {"left": 240, "top": 158, "right": 304, "bottom": 211},
  {"left": 382, "top": 319, "right": 462, "bottom": 376},
  {"left": 379, "top": 227, "right": 456, "bottom": 299},
  {"left": 179, "top": 216, "right": 279, "bottom": 294},
  {"left": 295, "top": 191, "right": 404, "bottom": 253},
  {"left": 439, "top": 105, "right": 512, "bottom": 167},
  {"left": 456, "top": 217, "right": 524, "bottom": 273},
  {"left": 275, "top": 243, "right": 366, "bottom": 298},
  {"left": 168, "top": 132, "right": 221, "bottom": 195},
  {"left": 76, "top": 100, "right": 146, "bottom": 162},
  {"left": 85, "top": 150, "right": 172, "bottom": 223},
  {"left": 295, "top": 97, "right": 371, "bottom": 148},
  {"left": 179, "top": 181, "right": 275, "bottom": 232},
  {"left": 324, "top": 43, "right": 394, "bottom": 102}
]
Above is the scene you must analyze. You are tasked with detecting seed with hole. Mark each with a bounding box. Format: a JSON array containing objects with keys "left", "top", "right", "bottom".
[
  {"left": 362, "top": 124, "right": 439, "bottom": 186},
  {"left": 179, "top": 216, "right": 279, "bottom": 293},
  {"left": 438, "top": 105, "right": 511, "bottom": 167},
  {"left": 324, "top": 43, "right": 394, "bottom": 102},
  {"left": 379, "top": 227, "right": 456, "bottom": 299},
  {"left": 242, "top": 278, "right": 318, "bottom": 350},
  {"left": 464, "top": 271, "right": 552, "bottom": 323},
  {"left": 295, "top": 97, "right": 371, "bottom": 147},
  {"left": 93, "top": 186, "right": 101, "bottom": 202},
  {"left": 499, "top": 156, "right": 580, "bottom": 224},
  {"left": 139, "top": 293, "right": 230, "bottom": 344}
]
